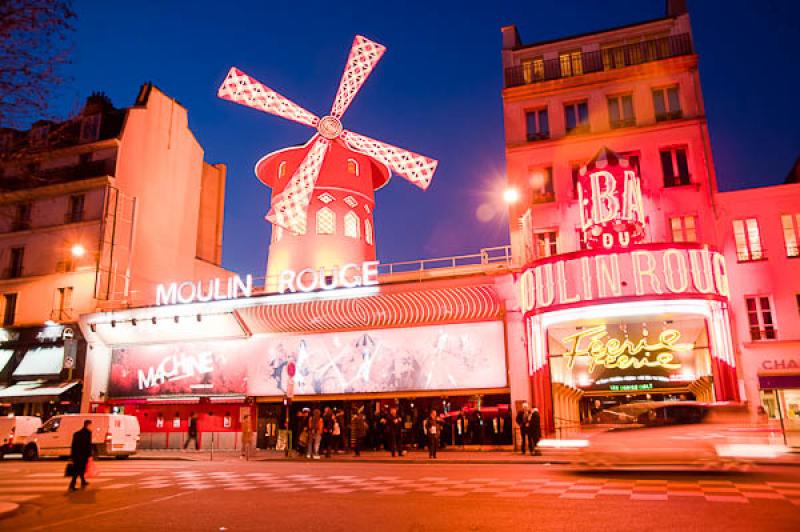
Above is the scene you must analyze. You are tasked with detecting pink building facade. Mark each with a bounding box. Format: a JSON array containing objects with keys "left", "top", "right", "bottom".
[{"left": 502, "top": 2, "right": 800, "bottom": 445}]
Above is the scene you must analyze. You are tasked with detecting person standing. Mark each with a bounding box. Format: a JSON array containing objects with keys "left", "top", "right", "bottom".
[
  {"left": 515, "top": 403, "right": 533, "bottom": 455},
  {"left": 183, "top": 413, "right": 199, "bottom": 451},
  {"left": 307, "top": 409, "right": 323, "bottom": 459},
  {"left": 68, "top": 420, "right": 93, "bottom": 491},
  {"left": 385, "top": 406, "right": 403, "bottom": 457},
  {"left": 350, "top": 408, "right": 367, "bottom": 457},
  {"left": 321, "top": 407, "right": 335, "bottom": 458},
  {"left": 424, "top": 410, "right": 441, "bottom": 459},
  {"left": 530, "top": 407, "right": 542, "bottom": 456},
  {"left": 240, "top": 414, "right": 253, "bottom": 459}
]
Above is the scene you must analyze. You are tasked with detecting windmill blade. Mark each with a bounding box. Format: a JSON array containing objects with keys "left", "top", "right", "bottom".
[
  {"left": 266, "top": 137, "right": 330, "bottom": 234},
  {"left": 218, "top": 67, "right": 319, "bottom": 128},
  {"left": 341, "top": 130, "right": 437, "bottom": 190},
  {"left": 330, "top": 36, "right": 387, "bottom": 119}
]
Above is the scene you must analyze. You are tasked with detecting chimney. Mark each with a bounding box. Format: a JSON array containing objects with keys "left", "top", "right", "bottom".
[
  {"left": 666, "top": 0, "right": 688, "bottom": 17},
  {"left": 501, "top": 25, "right": 521, "bottom": 50}
]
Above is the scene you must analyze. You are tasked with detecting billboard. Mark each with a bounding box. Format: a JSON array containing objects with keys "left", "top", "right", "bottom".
[{"left": 108, "top": 321, "right": 507, "bottom": 398}]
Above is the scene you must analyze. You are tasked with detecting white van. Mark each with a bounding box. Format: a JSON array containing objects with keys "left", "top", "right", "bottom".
[
  {"left": 24, "top": 414, "right": 140, "bottom": 460},
  {"left": 0, "top": 416, "right": 42, "bottom": 458}
]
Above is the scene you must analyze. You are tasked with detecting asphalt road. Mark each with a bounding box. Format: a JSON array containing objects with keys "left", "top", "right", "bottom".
[{"left": 1, "top": 458, "right": 799, "bottom": 531}]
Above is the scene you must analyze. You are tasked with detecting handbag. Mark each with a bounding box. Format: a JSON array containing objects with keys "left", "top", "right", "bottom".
[
  {"left": 298, "top": 428, "right": 309, "bottom": 446},
  {"left": 85, "top": 457, "right": 98, "bottom": 478},
  {"left": 65, "top": 462, "right": 75, "bottom": 477}
]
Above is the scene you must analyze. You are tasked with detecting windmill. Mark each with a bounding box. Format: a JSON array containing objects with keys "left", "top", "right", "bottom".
[{"left": 218, "top": 35, "right": 438, "bottom": 287}]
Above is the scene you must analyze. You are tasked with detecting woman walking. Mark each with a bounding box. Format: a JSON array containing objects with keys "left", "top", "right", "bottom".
[{"left": 307, "top": 409, "right": 323, "bottom": 459}]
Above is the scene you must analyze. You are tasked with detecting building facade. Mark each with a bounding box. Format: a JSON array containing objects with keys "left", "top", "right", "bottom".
[
  {"left": 0, "top": 85, "right": 228, "bottom": 419},
  {"left": 501, "top": 2, "right": 800, "bottom": 445}
]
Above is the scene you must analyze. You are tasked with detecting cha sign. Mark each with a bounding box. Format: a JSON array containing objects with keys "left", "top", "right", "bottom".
[
  {"left": 577, "top": 147, "right": 646, "bottom": 250},
  {"left": 278, "top": 260, "right": 379, "bottom": 294},
  {"left": 518, "top": 244, "right": 729, "bottom": 315},
  {"left": 156, "top": 275, "right": 253, "bottom": 306}
]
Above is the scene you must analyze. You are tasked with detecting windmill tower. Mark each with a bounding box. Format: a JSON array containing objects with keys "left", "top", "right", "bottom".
[{"left": 218, "top": 36, "right": 438, "bottom": 290}]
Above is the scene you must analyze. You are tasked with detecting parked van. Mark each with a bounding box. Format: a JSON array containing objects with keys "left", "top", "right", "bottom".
[
  {"left": 23, "top": 414, "right": 140, "bottom": 460},
  {"left": 0, "top": 416, "right": 42, "bottom": 458}
]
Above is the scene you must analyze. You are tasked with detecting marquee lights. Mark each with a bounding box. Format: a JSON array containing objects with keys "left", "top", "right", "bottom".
[{"left": 561, "top": 324, "right": 691, "bottom": 373}]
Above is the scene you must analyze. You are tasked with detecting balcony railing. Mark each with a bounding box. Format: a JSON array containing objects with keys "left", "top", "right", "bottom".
[{"left": 505, "top": 33, "right": 693, "bottom": 88}]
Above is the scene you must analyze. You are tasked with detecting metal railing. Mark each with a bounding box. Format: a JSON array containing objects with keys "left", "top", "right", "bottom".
[
  {"left": 505, "top": 33, "right": 693, "bottom": 88},
  {"left": 377, "top": 245, "right": 514, "bottom": 277}
]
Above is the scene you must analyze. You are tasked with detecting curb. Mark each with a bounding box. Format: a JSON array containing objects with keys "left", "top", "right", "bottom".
[{"left": 0, "top": 502, "right": 19, "bottom": 519}]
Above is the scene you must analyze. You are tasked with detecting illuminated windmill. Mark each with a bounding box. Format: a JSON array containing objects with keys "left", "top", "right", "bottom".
[{"left": 218, "top": 35, "right": 438, "bottom": 288}]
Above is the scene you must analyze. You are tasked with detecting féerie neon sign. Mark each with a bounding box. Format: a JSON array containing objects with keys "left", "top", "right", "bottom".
[{"left": 561, "top": 324, "right": 691, "bottom": 373}]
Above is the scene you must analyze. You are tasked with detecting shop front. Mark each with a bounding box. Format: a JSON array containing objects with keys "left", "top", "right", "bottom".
[{"left": 80, "top": 275, "right": 515, "bottom": 450}]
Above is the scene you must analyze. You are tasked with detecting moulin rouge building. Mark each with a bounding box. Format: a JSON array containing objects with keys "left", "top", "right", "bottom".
[{"left": 77, "top": 2, "right": 800, "bottom": 449}]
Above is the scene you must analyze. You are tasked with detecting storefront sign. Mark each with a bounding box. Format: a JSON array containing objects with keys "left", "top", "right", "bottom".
[
  {"left": 155, "top": 275, "right": 253, "bottom": 306},
  {"left": 561, "top": 325, "right": 691, "bottom": 374},
  {"left": 277, "top": 260, "right": 379, "bottom": 294},
  {"left": 518, "top": 244, "right": 729, "bottom": 315},
  {"left": 577, "top": 148, "right": 646, "bottom": 250},
  {"left": 137, "top": 352, "right": 215, "bottom": 391},
  {"left": 761, "top": 359, "right": 800, "bottom": 371}
]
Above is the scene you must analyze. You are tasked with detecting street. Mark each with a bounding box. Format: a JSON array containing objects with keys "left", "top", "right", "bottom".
[{"left": 1, "top": 457, "right": 799, "bottom": 531}]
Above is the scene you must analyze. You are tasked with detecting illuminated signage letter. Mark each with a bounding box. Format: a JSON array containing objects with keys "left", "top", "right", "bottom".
[
  {"left": 631, "top": 251, "right": 663, "bottom": 296},
  {"left": 362, "top": 261, "right": 379, "bottom": 286},
  {"left": 278, "top": 270, "right": 296, "bottom": 294},
  {"left": 156, "top": 283, "right": 178, "bottom": 306},
  {"left": 663, "top": 249, "right": 689, "bottom": 293},
  {"left": 590, "top": 171, "right": 619, "bottom": 225},
  {"left": 595, "top": 254, "right": 622, "bottom": 298}
]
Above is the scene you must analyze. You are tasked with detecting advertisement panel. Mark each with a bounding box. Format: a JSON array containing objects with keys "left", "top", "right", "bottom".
[{"left": 108, "top": 321, "right": 507, "bottom": 398}]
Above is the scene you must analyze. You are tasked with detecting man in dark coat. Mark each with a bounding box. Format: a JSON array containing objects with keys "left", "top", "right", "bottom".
[
  {"left": 515, "top": 403, "right": 533, "bottom": 455},
  {"left": 384, "top": 407, "right": 403, "bottom": 457},
  {"left": 184, "top": 413, "right": 199, "bottom": 450},
  {"left": 69, "top": 420, "right": 93, "bottom": 491},
  {"left": 530, "top": 407, "right": 542, "bottom": 455}
]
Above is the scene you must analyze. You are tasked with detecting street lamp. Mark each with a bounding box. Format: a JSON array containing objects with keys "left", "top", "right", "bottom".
[
  {"left": 503, "top": 187, "right": 520, "bottom": 204},
  {"left": 71, "top": 244, "right": 86, "bottom": 257}
]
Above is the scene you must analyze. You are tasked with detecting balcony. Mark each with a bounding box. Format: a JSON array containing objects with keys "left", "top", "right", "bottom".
[
  {"left": 505, "top": 33, "right": 693, "bottom": 88},
  {"left": 0, "top": 159, "right": 114, "bottom": 192}
]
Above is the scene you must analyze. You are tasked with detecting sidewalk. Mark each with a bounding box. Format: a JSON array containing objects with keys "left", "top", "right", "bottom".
[{"left": 131, "top": 448, "right": 800, "bottom": 466}]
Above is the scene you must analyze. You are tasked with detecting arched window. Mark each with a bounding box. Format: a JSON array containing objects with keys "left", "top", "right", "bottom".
[
  {"left": 272, "top": 225, "right": 283, "bottom": 243},
  {"left": 364, "top": 219, "right": 373, "bottom": 245},
  {"left": 346, "top": 158, "right": 359, "bottom": 176},
  {"left": 344, "top": 211, "right": 360, "bottom": 239},
  {"left": 316, "top": 207, "right": 335, "bottom": 235},
  {"left": 278, "top": 161, "right": 287, "bottom": 179}
]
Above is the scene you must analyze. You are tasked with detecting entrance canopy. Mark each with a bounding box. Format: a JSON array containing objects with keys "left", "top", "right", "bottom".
[
  {"left": 0, "top": 380, "right": 79, "bottom": 402},
  {"left": 12, "top": 346, "right": 64, "bottom": 379}
]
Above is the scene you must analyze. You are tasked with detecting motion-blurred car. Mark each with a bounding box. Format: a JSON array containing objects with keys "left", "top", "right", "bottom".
[
  {"left": 577, "top": 401, "right": 787, "bottom": 470},
  {"left": 0, "top": 416, "right": 42, "bottom": 459}
]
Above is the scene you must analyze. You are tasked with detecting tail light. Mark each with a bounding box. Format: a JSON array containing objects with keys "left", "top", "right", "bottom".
[{"left": 105, "top": 433, "right": 112, "bottom": 442}]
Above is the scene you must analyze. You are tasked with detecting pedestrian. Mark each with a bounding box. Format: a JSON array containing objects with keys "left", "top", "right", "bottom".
[
  {"left": 515, "top": 403, "right": 533, "bottom": 455},
  {"left": 68, "top": 419, "right": 93, "bottom": 491},
  {"left": 530, "top": 407, "right": 542, "bottom": 456},
  {"left": 424, "top": 410, "right": 440, "bottom": 459},
  {"left": 385, "top": 406, "right": 403, "bottom": 457},
  {"left": 350, "top": 408, "right": 367, "bottom": 456},
  {"left": 321, "top": 407, "right": 335, "bottom": 458},
  {"left": 183, "top": 413, "right": 199, "bottom": 451},
  {"left": 240, "top": 414, "right": 253, "bottom": 459},
  {"left": 307, "top": 408, "right": 323, "bottom": 459}
]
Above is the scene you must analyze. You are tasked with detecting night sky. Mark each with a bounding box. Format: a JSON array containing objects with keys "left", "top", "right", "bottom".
[{"left": 52, "top": 0, "right": 799, "bottom": 277}]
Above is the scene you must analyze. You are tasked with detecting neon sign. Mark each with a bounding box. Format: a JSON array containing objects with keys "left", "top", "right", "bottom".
[
  {"left": 561, "top": 324, "right": 691, "bottom": 374},
  {"left": 278, "top": 260, "right": 379, "bottom": 294},
  {"left": 156, "top": 275, "right": 253, "bottom": 306},
  {"left": 137, "top": 352, "right": 214, "bottom": 390},
  {"left": 518, "top": 244, "right": 729, "bottom": 315},
  {"left": 577, "top": 148, "right": 646, "bottom": 250}
]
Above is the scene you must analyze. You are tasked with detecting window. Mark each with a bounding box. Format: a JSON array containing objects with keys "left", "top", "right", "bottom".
[
  {"left": 559, "top": 50, "right": 583, "bottom": 77},
  {"left": 316, "top": 207, "right": 335, "bottom": 235},
  {"left": 608, "top": 94, "right": 635, "bottom": 128},
  {"left": 621, "top": 152, "right": 641, "bottom": 175},
  {"left": 781, "top": 214, "right": 800, "bottom": 257},
  {"left": 525, "top": 109, "right": 549, "bottom": 141},
  {"left": 2, "top": 293, "right": 17, "bottom": 326},
  {"left": 8, "top": 247, "right": 24, "bottom": 278},
  {"left": 364, "top": 219, "right": 373, "bottom": 245},
  {"left": 79, "top": 114, "right": 102, "bottom": 143},
  {"left": 660, "top": 147, "right": 690, "bottom": 187},
  {"left": 564, "top": 101, "right": 589, "bottom": 134},
  {"left": 733, "top": 218, "right": 764, "bottom": 261},
  {"left": 670, "top": 215, "right": 697, "bottom": 242},
  {"left": 344, "top": 211, "right": 360, "bottom": 239},
  {"left": 535, "top": 231, "right": 558, "bottom": 258},
  {"left": 653, "top": 86, "right": 682, "bottom": 121},
  {"left": 530, "top": 167, "right": 554, "bottom": 203},
  {"left": 521, "top": 57, "right": 544, "bottom": 83},
  {"left": 746, "top": 296, "right": 776, "bottom": 341},
  {"left": 346, "top": 159, "right": 359, "bottom": 176},
  {"left": 277, "top": 161, "right": 287, "bottom": 179},
  {"left": 53, "top": 287, "right": 73, "bottom": 321},
  {"left": 571, "top": 164, "right": 581, "bottom": 198},
  {"left": 13, "top": 203, "right": 31, "bottom": 231},
  {"left": 67, "top": 194, "right": 85, "bottom": 223}
]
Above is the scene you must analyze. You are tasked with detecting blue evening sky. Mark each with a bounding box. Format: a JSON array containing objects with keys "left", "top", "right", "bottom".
[{"left": 53, "top": 0, "right": 799, "bottom": 277}]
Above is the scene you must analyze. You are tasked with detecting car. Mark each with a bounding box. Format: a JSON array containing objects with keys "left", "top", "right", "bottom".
[
  {"left": 0, "top": 416, "right": 42, "bottom": 459},
  {"left": 576, "top": 401, "right": 786, "bottom": 470},
  {"left": 23, "top": 413, "right": 140, "bottom": 461}
]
